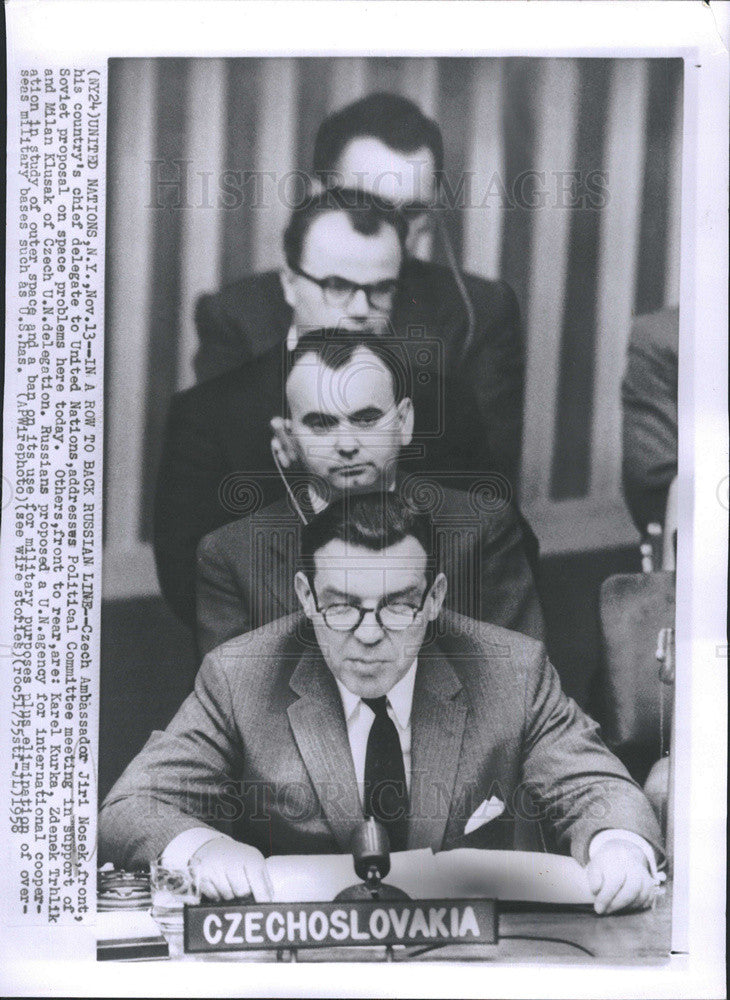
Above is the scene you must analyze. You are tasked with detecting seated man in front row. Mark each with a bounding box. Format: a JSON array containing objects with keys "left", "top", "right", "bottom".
[
  {"left": 195, "top": 328, "right": 543, "bottom": 657},
  {"left": 100, "top": 494, "right": 663, "bottom": 915}
]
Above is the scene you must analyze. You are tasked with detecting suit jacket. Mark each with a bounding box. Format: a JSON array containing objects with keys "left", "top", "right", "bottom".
[
  {"left": 155, "top": 296, "right": 525, "bottom": 626},
  {"left": 621, "top": 307, "right": 678, "bottom": 532},
  {"left": 196, "top": 485, "right": 545, "bottom": 658},
  {"left": 194, "top": 259, "right": 525, "bottom": 489},
  {"left": 99, "top": 611, "right": 662, "bottom": 870}
]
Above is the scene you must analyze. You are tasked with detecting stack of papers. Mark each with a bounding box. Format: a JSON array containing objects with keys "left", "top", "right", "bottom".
[{"left": 264, "top": 848, "right": 594, "bottom": 905}]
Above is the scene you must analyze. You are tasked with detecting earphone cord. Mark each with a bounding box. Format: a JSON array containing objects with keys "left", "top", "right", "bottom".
[
  {"left": 434, "top": 211, "right": 477, "bottom": 364},
  {"left": 272, "top": 443, "right": 310, "bottom": 525}
]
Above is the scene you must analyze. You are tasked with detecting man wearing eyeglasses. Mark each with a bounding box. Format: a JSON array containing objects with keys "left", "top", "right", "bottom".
[
  {"left": 195, "top": 328, "right": 543, "bottom": 658},
  {"left": 101, "top": 494, "right": 663, "bottom": 916},
  {"left": 155, "top": 190, "right": 510, "bottom": 627},
  {"left": 155, "top": 190, "right": 404, "bottom": 626},
  {"left": 279, "top": 192, "right": 399, "bottom": 338},
  {"left": 195, "top": 93, "right": 524, "bottom": 491}
]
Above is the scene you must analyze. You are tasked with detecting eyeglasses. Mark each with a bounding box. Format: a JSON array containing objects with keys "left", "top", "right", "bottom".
[
  {"left": 289, "top": 263, "right": 399, "bottom": 310},
  {"left": 312, "top": 583, "right": 432, "bottom": 632}
]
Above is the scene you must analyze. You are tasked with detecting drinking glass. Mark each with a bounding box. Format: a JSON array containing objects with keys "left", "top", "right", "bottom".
[{"left": 149, "top": 862, "right": 200, "bottom": 937}]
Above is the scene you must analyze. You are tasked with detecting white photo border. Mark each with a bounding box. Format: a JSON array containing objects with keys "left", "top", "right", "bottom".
[{"left": 2, "top": 2, "right": 727, "bottom": 997}]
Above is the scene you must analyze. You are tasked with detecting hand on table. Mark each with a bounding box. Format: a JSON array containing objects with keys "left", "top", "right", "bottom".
[
  {"left": 586, "top": 840, "right": 658, "bottom": 915},
  {"left": 190, "top": 837, "right": 272, "bottom": 902}
]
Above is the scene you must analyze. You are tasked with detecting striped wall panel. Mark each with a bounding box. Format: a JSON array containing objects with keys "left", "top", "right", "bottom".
[
  {"left": 591, "top": 60, "right": 650, "bottom": 499},
  {"left": 103, "top": 57, "right": 683, "bottom": 599}
]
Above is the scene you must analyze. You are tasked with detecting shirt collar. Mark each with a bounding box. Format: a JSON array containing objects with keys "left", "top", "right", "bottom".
[
  {"left": 307, "top": 485, "right": 329, "bottom": 515},
  {"left": 335, "top": 659, "right": 418, "bottom": 729}
]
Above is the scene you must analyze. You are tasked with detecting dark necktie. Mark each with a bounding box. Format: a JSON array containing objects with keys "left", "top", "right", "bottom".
[{"left": 362, "top": 696, "right": 409, "bottom": 852}]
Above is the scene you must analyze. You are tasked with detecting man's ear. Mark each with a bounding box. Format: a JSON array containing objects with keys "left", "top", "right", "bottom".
[
  {"left": 294, "top": 571, "right": 316, "bottom": 619},
  {"left": 282, "top": 416, "right": 303, "bottom": 463},
  {"left": 397, "top": 397, "right": 414, "bottom": 447},
  {"left": 425, "top": 572, "right": 448, "bottom": 621},
  {"left": 280, "top": 266, "right": 297, "bottom": 311},
  {"left": 405, "top": 214, "right": 434, "bottom": 262}
]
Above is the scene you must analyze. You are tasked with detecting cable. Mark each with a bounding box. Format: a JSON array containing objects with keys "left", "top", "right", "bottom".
[
  {"left": 406, "top": 933, "right": 595, "bottom": 959},
  {"left": 434, "top": 211, "right": 477, "bottom": 364},
  {"left": 404, "top": 942, "right": 448, "bottom": 958},
  {"left": 499, "top": 934, "right": 595, "bottom": 957}
]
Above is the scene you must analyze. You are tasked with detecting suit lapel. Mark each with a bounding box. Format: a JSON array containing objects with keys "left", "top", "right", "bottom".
[
  {"left": 287, "top": 649, "right": 363, "bottom": 851},
  {"left": 408, "top": 652, "right": 468, "bottom": 851},
  {"left": 287, "top": 643, "right": 469, "bottom": 853}
]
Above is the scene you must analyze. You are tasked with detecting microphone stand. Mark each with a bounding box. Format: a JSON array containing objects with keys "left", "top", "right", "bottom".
[{"left": 335, "top": 818, "right": 410, "bottom": 902}]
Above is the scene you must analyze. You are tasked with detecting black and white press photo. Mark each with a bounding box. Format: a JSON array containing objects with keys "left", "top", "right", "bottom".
[
  {"left": 1, "top": 3, "right": 727, "bottom": 997},
  {"left": 99, "top": 54, "right": 680, "bottom": 958}
]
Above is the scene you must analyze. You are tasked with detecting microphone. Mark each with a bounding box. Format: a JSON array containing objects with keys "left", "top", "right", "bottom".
[
  {"left": 352, "top": 816, "right": 391, "bottom": 883},
  {"left": 335, "top": 818, "right": 410, "bottom": 901}
]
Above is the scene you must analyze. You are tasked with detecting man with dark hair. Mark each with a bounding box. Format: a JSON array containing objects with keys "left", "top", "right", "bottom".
[
  {"left": 193, "top": 92, "right": 524, "bottom": 489},
  {"left": 155, "top": 194, "right": 405, "bottom": 625},
  {"left": 312, "top": 92, "right": 443, "bottom": 258},
  {"left": 279, "top": 187, "right": 406, "bottom": 335},
  {"left": 196, "top": 329, "right": 543, "bottom": 656},
  {"left": 101, "top": 493, "right": 663, "bottom": 916},
  {"left": 155, "top": 192, "right": 511, "bottom": 627},
  {"left": 313, "top": 91, "right": 445, "bottom": 180}
]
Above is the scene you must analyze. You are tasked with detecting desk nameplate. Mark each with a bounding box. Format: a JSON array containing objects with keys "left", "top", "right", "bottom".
[{"left": 184, "top": 899, "right": 498, "bottom": 953}]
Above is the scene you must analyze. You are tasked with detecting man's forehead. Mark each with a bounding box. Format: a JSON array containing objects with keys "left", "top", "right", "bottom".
[
  {"left": 335, "top": 136, "right": 437, "bottom": 205},
  {"left": 313, "top": 538, "right": 428, "bottom": 587},
  {"left": 287, "top": 349, "right": 395, "bottom": 410},
  {"left": 302, "top": 210, "right": 399, "bottom": 260}
]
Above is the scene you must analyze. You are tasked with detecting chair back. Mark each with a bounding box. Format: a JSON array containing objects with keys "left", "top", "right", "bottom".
[
  {"left": 662, "top": 475, "right": 679, "bottom": 570},
  {"left": 597, "top": 571, "right": 676, "bottom": 782}
]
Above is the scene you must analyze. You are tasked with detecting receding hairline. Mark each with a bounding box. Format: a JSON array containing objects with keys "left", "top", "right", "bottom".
[
  {"left": 298, "top": 206, "right": 403, "bottom": 256},
  {"left": 336, "top": 134, "right": 438, "bottom": 170},
  {"left": 286, "top": 343, "right": 399, "bottom": 398}
]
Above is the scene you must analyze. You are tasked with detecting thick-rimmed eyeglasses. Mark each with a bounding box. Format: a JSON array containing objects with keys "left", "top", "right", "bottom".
[
  {"left": 312, "top": 584, "right": 432, "bottom": 632},
  {"left": 289, "top": 263, "right": 399, "bottom": 310}
]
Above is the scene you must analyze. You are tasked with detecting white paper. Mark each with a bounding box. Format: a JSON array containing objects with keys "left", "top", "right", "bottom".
[{"left": 264, "top": 848, "right": 592, "bottom": 905}]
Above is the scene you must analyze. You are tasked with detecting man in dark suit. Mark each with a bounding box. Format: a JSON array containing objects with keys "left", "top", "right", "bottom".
[
  {"left": 155, "top": 192, "right": 518, "bottom": 626},
  {"left": 101, "top": 494, "right": 663, "bottom": 915},
  {"left": 194, "top": 92, "right": 524, "bottom": 488},
  {"left": 196, "top": 330, "right": 543, "bottom": 657},
  {"left": 621, "top": 306, "right": 679, "bottom": 532}
]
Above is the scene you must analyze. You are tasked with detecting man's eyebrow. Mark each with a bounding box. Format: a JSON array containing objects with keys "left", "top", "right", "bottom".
[
  {"left": 301, "top": 410, "right": 339, "bottom": 426},
  {"left": 317, "top": 586, "right": 352, "bottom": 602},
  {"left": 349, "top": 406, "right": 385, "bottom": 421},
  {"left": 320, "top": 272, "right": 355, "bottom": 283},
  {"left": 381, "top": 585, "right": 423, "bottom": 602},
  {"left": 318, "top": 584, "right": 423, "bottom": 603}
]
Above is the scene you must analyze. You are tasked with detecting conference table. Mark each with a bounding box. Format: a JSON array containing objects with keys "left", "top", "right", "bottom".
[{"left": 156, "top": 885, "right": 671, "bottom": 964}]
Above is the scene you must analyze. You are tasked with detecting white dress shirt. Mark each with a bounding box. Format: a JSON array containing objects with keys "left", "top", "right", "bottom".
[
  {"left": 334, "top": 659, "right": 418, "bottom": 804},
  {"left": 161, "top": 658, "right": 660, "bottom": 880}
]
